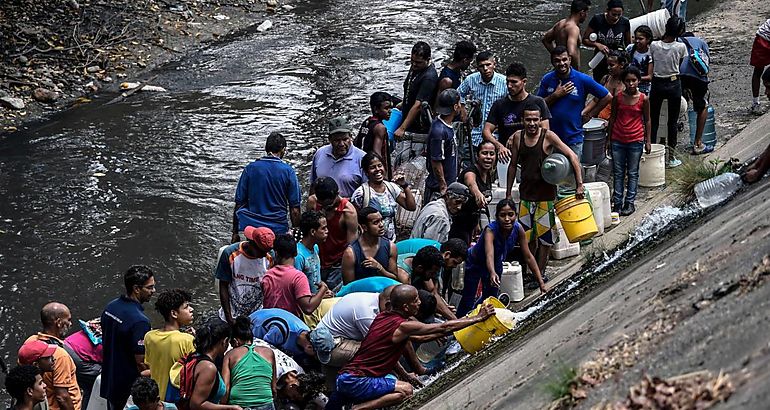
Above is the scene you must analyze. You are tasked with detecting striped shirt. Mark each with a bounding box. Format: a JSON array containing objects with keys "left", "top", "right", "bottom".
[{"left": 457, "top": 72, "right": 508, "bottom": 145}]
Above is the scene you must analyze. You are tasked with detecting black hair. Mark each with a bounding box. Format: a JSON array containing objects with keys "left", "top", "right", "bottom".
[
  {"left": 476, "top": 50, "right": 494, "bottom": 64},
  {"left": 369, "top": 92, "right": 391, "bottom": 113},
  {"left": 633, "top": 25, "right": 653, "bottom": 41},
  {"left": 412, "top": 246, "right": 444, "bottom": 271},
  {"left": 495, "top": 198, "right": 517, "bottom": 218},
  {"left": 440, "top": 238, "right": 468, "bottom": 259},
  {"left": 124, "top": 265, "right": 154, "bottom": 295},
  {"left": 299, "top": 210, "right": 325, "bottom": 237},
  {"left": 664, "top": 16, "right": 685, "bottom": 38},
  {"left": 265, "top": 131, "right": 286, "bottom": 154},
  {"left": 606, "top": 0, "right": 623, "bottom": 9},
  {"left": 452, "top": 40, "right": 477, "bottom": 62},
  {"left": 551, "top": 45, "right": 569, "bottom": 58},
  {"left": 571, "top": 0, "right": 591, "bottom": 13},
  {"left": 505, "top": 62, "right": 527, "bottom": 78},
  {"left": 522, "top": 103, "right": 542, "bottom": 115},
  {"left": 361, "top": 152, "right": 384, "bottom": 172},
  {"left": 154, "top": 289, "right": 192, "bottom": 322},
  {"left": 313, "top": 177, "right": 339, "bottom": 202},
  {"left": 131, "top": 377, "right": 160, "bottom": 405},
  {"left": 4, "top": 365, "right": 40, "bottom": 402},
  {"left": 606, "top": 49, "right": 628, "bottom": 66},
  {"left": 232, "top": 316, "right": 253, "bottom": 342},
  {"left": 621, "top": 65, "right": 642, "bottom": 81},
  {"left": 415, "top": 290, "right": 437, "bottom": 322},
  {"left": 274, "top": 233, "right": 298, "bottom": 260},
  {"left": 194, "top": 317, "right": 231, "bottom": 354},
  {"left": 357, "top": 206, "right": 381, "bottom": 226},
  {"left": 412, "top": 41, "right": 431, "bottom": 60},
  {"left": 476, "top": 140, "right": 497, "bottom": 156}
]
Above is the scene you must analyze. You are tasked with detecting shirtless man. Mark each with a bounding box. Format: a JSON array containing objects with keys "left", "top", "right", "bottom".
[{"left": 542, "top": 0, "right": 591, "bottom": 70}]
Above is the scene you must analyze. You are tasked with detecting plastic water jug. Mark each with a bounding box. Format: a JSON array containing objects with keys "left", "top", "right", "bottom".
[
  {"left": 542, "top": 153, "right": 575, "bottom": 187},
  {"left": 694, "top": 172, "right": 742, "bottom": 208},
  {"left": 595, "top": 156, "right": 613, "bottom": 185},
  {"left": 500, "top": 262, "right": 524, "bottom": 302},
  {"left": 688, "top": 105, "right": 716, "bottom": 148}
]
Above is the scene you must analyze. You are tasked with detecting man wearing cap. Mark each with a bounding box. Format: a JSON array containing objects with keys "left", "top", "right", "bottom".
[
  {"left": 315, "top": 287, "right": 394, "bottom": 389},
  {"left": 424, "top": 88, "right": 462, "bottom": 204},
  {"left": 100, "top": 265, "right": 154, "bottom": 410},
  {"left": 249, "top": 308, "right": 330, "bottom": 363},
  {"left": 24, "top": 302, "right": 81, "bottom": 410},
  {"left": 18, "top": 340, "right": 56, "bottom": 374},
  {"left": 410, "top": 182, "right": 470, "bottom": 243},
  {"left": 215, "top": 225, "right": 275, "bottom": 324},
  {"left": 262, "top": 233, "right": 330, "bottom": 318},
  {"left": 310, "top": 117, "right": 367, "bottom": 198},
  {"left": 232, "top": 131, "right": 302, "bottom": 241}
]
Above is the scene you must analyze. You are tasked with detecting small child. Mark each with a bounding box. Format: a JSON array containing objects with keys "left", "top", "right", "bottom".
[
  {"left": 608, "top": 66, "right": 652, "bottom": 216},
  {"left": 627, "top": 25, "right": 653, "bottom": 95},
  {"left": 127, "top": 377, "right": 177, "bottom": 410},
  {"left": 586, "top": 51, "right": 627, "bottom": 120}
]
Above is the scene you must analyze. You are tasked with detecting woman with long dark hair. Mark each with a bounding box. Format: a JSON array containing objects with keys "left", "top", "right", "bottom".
[
  {"left": 221, "top": 317, "right": 275, "bottom": 410},
  {"left": 182, "top": 318, "right": 239, "bottom": 410}
]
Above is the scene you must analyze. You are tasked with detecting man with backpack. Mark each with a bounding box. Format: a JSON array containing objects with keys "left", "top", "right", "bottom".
[
  {"left": 23, "top": 302, "right": 81, "bottom": 410},
  {"left": 679, "top": 31, "right": 712, "bottom": 154},
  {"left": 355, "top": 92, "right": 394, "bottom": 179}
]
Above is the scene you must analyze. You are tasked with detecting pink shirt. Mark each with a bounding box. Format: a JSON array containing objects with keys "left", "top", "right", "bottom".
[
  {"left": 261, "top": 264, "right": 312, "bottom": 317},
  {"left": 64, "top": 330, "right": 103, "bottom": 363}
]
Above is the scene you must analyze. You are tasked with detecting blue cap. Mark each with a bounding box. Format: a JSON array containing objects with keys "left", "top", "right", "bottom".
[{"left": 309, "top": 325, "right": 335, "bottom": 364}]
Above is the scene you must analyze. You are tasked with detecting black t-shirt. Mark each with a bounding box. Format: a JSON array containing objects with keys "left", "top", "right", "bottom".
[
  {"left": 486, "top": 94, "right": 552, "bottom": 147},
  {"left": 438, "top": 66, "right": 462, "bottom": 89},
  {"left": 588, "top": 14, "right": 631, "bottom": 51},
  {"left": 449, "top": 166, "right": 493, "bottom": 244},
  {"left": 403, "top": 63, "right": 439, "bottom": 133}
]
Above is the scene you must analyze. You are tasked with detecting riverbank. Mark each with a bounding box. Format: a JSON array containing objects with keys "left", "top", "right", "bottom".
[
  {"left": 0, "top": 0, "right": 285, "bottom": 134},
  {"left": 407, "top": 0, "right": 770, "bottom": 406}
]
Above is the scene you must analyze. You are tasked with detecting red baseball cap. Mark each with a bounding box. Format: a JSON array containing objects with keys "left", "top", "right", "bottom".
[
  {"left": 244, "top": 226, "right": 275, "bottom": 251},
  {"left": 18, "top": 340, "right": 57, "bottom": 365}
]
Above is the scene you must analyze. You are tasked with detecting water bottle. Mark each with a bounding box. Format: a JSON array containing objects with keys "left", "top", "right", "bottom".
[
  {"left": 595, "top": 155, "right": 613, "bottom": 184},
  {"left": 694, "top": 172, "right": 743, "bottom": 208},
  {"left": 542, "top": 153, "right": 575, "bottom": 186}
]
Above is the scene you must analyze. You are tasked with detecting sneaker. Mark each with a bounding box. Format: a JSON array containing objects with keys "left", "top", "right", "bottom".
[
  {"left": 667, "top": 157, "right": 682, "bottom": 168},
  {"left": 612, "top": 203, "right": 622, "bottom": 213},
  {"left": 750, "top": 102, "right": 763, "bottom": 115},
  {"left": 620, "top": 203, "right": 636, "bottom": 216}
]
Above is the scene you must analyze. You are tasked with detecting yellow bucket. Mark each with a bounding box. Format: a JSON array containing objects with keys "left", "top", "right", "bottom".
[
  {"left": 555, "top": 195, "right": 599, "bottom": 242},
  {"left": 453, "top": 297, "right": 514, "bottom": 354}
]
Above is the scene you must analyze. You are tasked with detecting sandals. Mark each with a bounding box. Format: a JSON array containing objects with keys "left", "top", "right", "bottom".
[{"left": 691, "top": 144, "right": 715, "bottom": 155}]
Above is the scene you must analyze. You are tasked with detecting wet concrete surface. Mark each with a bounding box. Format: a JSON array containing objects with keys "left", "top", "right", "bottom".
[{"left": 418, "top": 176, "right": 770, "bottom": 409}]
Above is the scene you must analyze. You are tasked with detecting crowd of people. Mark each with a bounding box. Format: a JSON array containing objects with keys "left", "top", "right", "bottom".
[{"left": 6, "top": 1, "right": 770, "bottom": 410}]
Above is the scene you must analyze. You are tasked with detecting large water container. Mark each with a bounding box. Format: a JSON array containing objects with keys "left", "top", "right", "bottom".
[
  {"left": 658, "top": 97, "right": 688, "bottom": 142},
  {"left": 542, "top": 153, "right": 575, "bottom": 186},
  {"left": 383, "top": 108, "right": 403, "bottom": 144},
  {"left": 595, "top": 156, "right": 613, "bottom": 185},
  {"left": 500, "top": 262, "right": 524, "bottom": 302},
  {"left": 630, "top": 8, "right": 671, "bottom": 39},
  {"left": 688, "top": 105, "right": 717, "bottom": 148},
  {"left": 551, "top": 217, "right": 581, "bottom": 260},
  {"left": 582, "top": 183, "right": 605, "bottom": 236},
  {"left": 694, "top": 173, "right": 742, "bottom": 208},
  {"left": 639, "top": 143, "right": 666, "bottom": 187},
  {"left": 582, "top": 118, "right": 608, "bottom": 166},
  {"left": 584, "top": 182, "right": 612, "bottom": 230}
]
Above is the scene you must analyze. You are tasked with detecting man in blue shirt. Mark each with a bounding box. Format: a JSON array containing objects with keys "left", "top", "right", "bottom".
[
  {"left": 537, "top": 46, "right": 611, "bottom": 162},
  {"left": 250, "top": 308, "right": 330, "bottom": 362},
  {"left": 679, "top": 32, "right": 711, "bottom": 153},
  {"left": 233, "top": 131, "right": 301, "bottom": 240},
  {"left": 310, "top": 117, "right": 367, "bottom": 198},
  {"left": 457, "top": 51, "right": 508, "bottom": 163},
  {"left": 100, "top": 265, "right": 155, "bottom": 410},
  {"left": 425, "top": 89, "right": 462, "bottom": 205}
]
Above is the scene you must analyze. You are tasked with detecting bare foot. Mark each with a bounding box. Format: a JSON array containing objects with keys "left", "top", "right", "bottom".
[{"left": 742, "top": 168, "right": 762, "bottom": 184}]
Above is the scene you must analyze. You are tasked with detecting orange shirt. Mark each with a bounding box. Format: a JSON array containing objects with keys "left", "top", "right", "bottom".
[{"left": 25, "top": 333, "right": 82, "bottom": 410}]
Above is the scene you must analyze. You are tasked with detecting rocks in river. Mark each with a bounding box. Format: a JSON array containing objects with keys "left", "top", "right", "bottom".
[
  {"left": 32, "top": 88, "right": 59, "bottom": 103},
  {"left": 0, "top": 96, "right": 25, "bottom": 110}
]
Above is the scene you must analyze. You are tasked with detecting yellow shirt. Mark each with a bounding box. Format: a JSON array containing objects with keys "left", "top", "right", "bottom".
[
  {"left": 143, "top": 329, "right": 195, "bottom": 399},
  {"left": 302, "top": 297, "right": 341, "bottom": 329},
  {"left": 24, "top": 334, "right": 82, "bottom": 410}
]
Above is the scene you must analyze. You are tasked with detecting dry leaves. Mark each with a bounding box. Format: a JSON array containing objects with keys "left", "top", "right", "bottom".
[{"left": 594, "top": 371, "right": 734, "bottom": 410}]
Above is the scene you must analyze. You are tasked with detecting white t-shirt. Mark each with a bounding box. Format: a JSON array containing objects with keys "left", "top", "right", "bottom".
[
  {"left": 650, "top": 40, "right": 687, "bottom": 78},
  {"left": 758, "top": 19, "right": 770, "bottom": 41},
  {"left": 318, "top": 292, "right": 380, "bottom": 341}
]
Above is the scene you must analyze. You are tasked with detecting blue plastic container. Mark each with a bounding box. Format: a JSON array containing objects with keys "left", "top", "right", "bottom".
[
  {"left": 383, "top": 108, "right": 403, "bottom": 145},
  {"left": 688, "top": 105, "right": 716, "bottom": 148}
]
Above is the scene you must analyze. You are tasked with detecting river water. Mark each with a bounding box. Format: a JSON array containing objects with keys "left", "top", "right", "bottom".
[{"left": 0, "top": 0, "right": 711, "bottom": 362}]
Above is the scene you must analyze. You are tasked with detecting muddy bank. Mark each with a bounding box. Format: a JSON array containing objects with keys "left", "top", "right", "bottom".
[{"left": 0, "top": 0, "right": 283, "bottom": 133}]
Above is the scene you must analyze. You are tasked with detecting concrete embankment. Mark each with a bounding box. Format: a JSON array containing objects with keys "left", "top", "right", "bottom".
[{"left": 412, "top": 111, "right": 770, "bottom": 409}]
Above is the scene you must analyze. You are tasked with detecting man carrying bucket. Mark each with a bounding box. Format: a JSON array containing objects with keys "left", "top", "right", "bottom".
[
  {"left": 505, "top": 104, "right": 584, "bottom": 279},
  {"left": 326, "top": 284, "right": 495, "bottom": 410}
]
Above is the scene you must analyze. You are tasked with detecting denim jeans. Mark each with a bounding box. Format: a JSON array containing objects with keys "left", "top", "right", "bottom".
[
  {"left": 456, "top": 266, "right": 500, "bottom": 318},
  {"left": 611, "top": 141, "right": 644, "bottom": 207},
  {"left": 650, "top": 77, "right": 682, "bottom": 149}
]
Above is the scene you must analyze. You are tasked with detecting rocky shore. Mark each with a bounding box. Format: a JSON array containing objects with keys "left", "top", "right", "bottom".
[{"left": 0, "top": 0, "right": 283, "bottom": 133}]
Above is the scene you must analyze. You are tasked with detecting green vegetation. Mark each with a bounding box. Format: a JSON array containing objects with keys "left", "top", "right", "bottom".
[
  {"left": 544, "top": 362, "right": 579, "bottom": 401},
  {"left": 671, "top": 157, "right": 732, "bottom": 202}
]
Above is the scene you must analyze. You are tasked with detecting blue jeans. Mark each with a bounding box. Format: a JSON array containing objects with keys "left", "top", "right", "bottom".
[
  {"left": 457, "top": 266, "right": 499, "bottom": 318},
  {"left": 611, "top": 141, "right": 644, "bottom": 207}
]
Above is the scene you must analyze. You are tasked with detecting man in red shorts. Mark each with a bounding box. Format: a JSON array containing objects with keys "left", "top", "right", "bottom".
[{"left": 751, "top": 18, "right": 770, "bottom": 114}]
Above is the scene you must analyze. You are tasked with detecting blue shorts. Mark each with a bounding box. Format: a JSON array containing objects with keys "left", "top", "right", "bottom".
[{"left": 336, "top": 373, "right": 397, "bottom": 402}]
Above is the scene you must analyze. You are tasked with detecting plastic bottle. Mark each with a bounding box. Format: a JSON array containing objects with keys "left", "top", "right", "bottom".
[
  {"left": 595, "top": 156, "right": 613, "bottom": 184},
  {"left": 542, "top": 153, "right": 575, "bottom": 186},
  {"left": 694, "top": 172, "right": 742, "bottom": 208}
]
